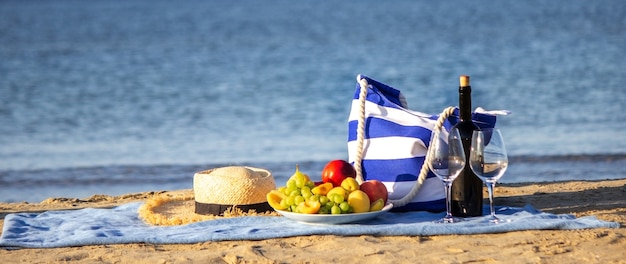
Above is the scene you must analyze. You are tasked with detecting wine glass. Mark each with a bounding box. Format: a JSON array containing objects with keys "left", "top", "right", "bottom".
[
  {"left": 469, "top": 128, "right": 509, "bottom": 223},
  {"left": 427, "top": 127, "right": 466, "bottom": 223}
]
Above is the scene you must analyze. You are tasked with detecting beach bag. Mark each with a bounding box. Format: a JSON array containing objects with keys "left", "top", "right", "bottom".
[{"left": 348, "top": 74, "right": 499, "bottom": 212}]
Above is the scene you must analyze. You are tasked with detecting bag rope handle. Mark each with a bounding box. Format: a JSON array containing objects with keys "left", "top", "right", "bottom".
[{"left": 354, "top": 75, "right": 455, "bottom": 207}]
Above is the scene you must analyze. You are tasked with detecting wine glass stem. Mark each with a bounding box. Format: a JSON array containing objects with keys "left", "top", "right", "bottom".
[
  {"left": 445, "top": 181, "right": 453, "bottom": 218},
  {"left": 486, "top": 181, "right": 496, "bottom": 218}
]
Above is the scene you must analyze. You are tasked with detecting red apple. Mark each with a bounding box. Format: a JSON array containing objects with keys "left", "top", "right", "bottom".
[
  {"left": 359, "top": 180, "right": 388, "bottom": 204},
  {"left": 321, "top": 160, "right": 356, "bottom": 187}
]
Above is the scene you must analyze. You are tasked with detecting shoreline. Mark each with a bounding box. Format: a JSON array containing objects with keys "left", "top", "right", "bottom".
[
  {"left": 3, "top": 152, "right": 626, "bottom": 203},
  {"left": 1, "top": 179, "right": 625, "bottom": 263}
]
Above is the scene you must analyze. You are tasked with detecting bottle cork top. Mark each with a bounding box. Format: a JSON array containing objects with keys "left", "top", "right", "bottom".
[{"left": 460, "top": 75, "right": 470, "bottom": 87}]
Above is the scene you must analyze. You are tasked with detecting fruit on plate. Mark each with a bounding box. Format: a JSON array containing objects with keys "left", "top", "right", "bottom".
[
  {"left": 266, "top": 190, "right": 288, "bottom": 210},
  {"left": 289, "top": 165, "right": 312, "bottom": 188},
  {"left": 340, "top": 177, "right": 360, "bottom": 192},
  {"left": 347, "top": 190, "right": 371, "bottom": 213},
  {"left": 266, "top": 164, "right": 388, "bottom": 215},
  {"left": 311, "top": 182, "right": 333, "bottom": 195},
  {"left": 359, "top": 180, "right": 389, "bottom": 204},
  {"left": 326, "top": 186, "right": 348, "bottom": 200},
  {"left": 321, "top": 160, "right": 356, "bottom": 187},
  {"left": 297, "top": 200, "right": 321, "bottom": 214},
  {"left": 369, "top": 198, "right": 385, "bottom": 212}
]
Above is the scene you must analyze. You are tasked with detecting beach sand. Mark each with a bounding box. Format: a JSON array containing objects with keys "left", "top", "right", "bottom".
[{"left": 1, "top": 179, "right": 625, "bottom": 263}]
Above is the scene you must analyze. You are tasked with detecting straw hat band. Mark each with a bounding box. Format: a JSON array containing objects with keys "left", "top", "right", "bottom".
[{"left": 195, "top": 201, "right": 274, "bottom": 215}]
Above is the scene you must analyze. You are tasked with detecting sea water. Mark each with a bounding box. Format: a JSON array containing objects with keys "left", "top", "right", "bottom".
[{"left": 1, "top": 0, "right": 625, "bottom": 202}]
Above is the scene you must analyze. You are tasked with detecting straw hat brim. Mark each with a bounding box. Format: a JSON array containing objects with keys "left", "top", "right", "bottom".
[
  {"left": 138, "top": 190, "right": 280, "bottom": 226},
  {"left": 138, "top": 166, "right": 280, "bottom": 226}
]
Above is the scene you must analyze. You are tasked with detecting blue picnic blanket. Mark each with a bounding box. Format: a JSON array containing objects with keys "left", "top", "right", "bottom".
[{"left": 0, "top": 202, "right": 619, "bottom": 248}]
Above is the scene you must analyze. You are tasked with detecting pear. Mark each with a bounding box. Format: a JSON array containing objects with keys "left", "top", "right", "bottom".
[{"left": 288, "top": 165, "right": 311, "bottom": 188}]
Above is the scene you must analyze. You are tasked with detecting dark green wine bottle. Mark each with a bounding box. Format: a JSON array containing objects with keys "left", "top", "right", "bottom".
[{"left": 450, "top": 75, "right": 483, "bottom": 217}]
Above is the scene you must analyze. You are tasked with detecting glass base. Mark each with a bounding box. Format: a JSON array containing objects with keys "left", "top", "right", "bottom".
[
  {"left": 434, "top": 216, "right": 464, "bottom": 224},
  {"left": 482, "top": 215, "right": 512, "bottom": 224}
]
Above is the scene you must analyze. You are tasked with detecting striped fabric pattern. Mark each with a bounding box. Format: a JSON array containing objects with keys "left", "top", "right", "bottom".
[{"left": 347, "top": 75, "right": 497, "bottom": 212}]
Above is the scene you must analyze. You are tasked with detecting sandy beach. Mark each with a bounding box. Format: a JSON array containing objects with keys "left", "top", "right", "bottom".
[{"left": 1, "top": 178, "right": 625, "bottom": 263}]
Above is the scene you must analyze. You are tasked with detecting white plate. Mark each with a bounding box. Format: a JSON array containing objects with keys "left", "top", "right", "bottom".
[{"left": 276, "top": 203, "right": 393, "bottom": 225}]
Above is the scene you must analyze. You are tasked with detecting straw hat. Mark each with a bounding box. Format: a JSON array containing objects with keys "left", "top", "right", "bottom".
[
  {"left": 139, "top": 166, "right": 278, "bottom": 226},
  {"left": 194, "top": 166, "right": 276, "bottom": 215}
]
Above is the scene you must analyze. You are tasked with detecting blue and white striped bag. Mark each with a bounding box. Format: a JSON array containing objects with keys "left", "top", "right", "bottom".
[{"left": 348, "top": 75, "right": 500, "bottom": 212}]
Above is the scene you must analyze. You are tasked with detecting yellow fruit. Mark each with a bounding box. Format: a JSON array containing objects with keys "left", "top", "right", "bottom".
[
  {"left": 297, "top": 200, "right": 321, "bottom": 214},
  {"left": 266, "top": 190, "right": 288, "bottom": 210},
  {"left": 311, "top": 182, "right": 333, "bottom": 196},
  {"left": 347, "top": 190, "right": 370, "bottom": 213},
  {"left": 326, "top": 186, "right": 348, "bottom": 200},
  {"left": 369, "top": 198, "right": 385, "bottom": 212},
  {"left": 340, "top": 177, "right": 359, "bottom": 192}
]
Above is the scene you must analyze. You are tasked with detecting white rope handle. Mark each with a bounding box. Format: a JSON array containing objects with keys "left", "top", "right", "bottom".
[
  {"left": 354, "top": 75, "right": 455, "bottom": 207},
  {"left": 354, "top": 75, "right": 369, "bottom": 184}
]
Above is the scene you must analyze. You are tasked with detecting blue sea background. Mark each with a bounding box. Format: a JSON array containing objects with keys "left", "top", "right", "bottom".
[{"left": 1, "top": 0, "right": 625, "bottom": 203}]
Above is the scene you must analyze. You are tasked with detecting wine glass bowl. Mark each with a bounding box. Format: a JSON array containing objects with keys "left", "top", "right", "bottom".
[
  {"left": 469, "top": 128, "right": 509, "bottom": 223},
  {"left": 427, "top": 127, "right": 465, "bottom": 223}
]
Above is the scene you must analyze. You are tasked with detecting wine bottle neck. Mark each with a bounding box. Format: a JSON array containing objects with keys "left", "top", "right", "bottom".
[{"left": 458, "top": 86, "right": 472, "bottom": 121}]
